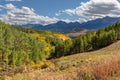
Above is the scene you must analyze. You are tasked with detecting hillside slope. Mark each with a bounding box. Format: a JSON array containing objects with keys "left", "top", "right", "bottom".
[
  {"left": 0, "top": 21, "right": 71, "bottom": 70},
  {"left": 7, "top": 40, "right": 120, "bottom": 80},
  {"left": 52, "top": 40, "right": 120, "bottom": 69}
]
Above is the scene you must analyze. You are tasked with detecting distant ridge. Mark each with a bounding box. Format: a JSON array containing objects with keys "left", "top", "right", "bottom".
[
  {"left": 80, "top": 16, "right": 120, "bottom": 29},
  {"left": 21, "top": 16, "right": 120, "bottom": 33}
]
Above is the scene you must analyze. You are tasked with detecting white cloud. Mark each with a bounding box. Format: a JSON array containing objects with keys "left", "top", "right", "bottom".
[
  {"left": 55, "top": 10, "right": 63, "bottom": 17},
  {"left": 5, "top": 3, "right": 16, "bottom": 9},
  {"left": 0, "top": 5, "right": 5, "bottom": 11},
  {"left": 5, "top": 0, "right": 22, "bottom": 2},
  {"left": 60, "top": 19, "right": 71, "bottom": 23},
  {"left": 64, "top": 9, "right": 75, "bottom": 16},
  {"left": 63, "top": 0, "right": 120, "bottom": 20},
  {"left": 55, "top": 13, "right": 61, "bottom": 16},
  {"left": 60, "top": 18, "right": 86, "bottom": 23},
  {"left": 0, "top": 4, "right": 58, "bottom": 25}
]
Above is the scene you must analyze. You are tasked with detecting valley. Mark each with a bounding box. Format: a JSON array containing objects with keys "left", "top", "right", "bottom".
[{"left": 65, "top": 29, "right": 89, "bottom": 38}]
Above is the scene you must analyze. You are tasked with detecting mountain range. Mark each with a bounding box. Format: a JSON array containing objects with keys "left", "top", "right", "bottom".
[{"left": 21, "top": 16, "right": 120, "bottom": 33}]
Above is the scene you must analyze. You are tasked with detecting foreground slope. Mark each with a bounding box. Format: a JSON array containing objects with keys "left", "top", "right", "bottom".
[{"left": 6, "top": 40, "right": 120, "bottom": 80}]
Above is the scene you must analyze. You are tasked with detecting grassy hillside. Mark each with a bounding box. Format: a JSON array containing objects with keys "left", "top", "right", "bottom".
[{"left": 5, "top": 40, "right": 120, "bottom": 80}]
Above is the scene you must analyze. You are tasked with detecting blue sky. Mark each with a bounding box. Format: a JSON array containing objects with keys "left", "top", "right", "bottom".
[
  {"left": 0, "top": 0, "right": 120, "bottom": 25},
  {"left": 0, "top": 0, "right": 87, "bottom": 16}
]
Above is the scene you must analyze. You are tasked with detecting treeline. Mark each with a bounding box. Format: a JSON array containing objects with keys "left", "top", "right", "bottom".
[
  {"left": 70, "top": 22, "right": 120, "bottom": 54},
  {"left": 51, "top": 22, "right": 120, "bottom": 57}
]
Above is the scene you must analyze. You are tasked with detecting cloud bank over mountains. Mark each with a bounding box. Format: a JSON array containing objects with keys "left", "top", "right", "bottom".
[
  {"left": 0, "top": 0, "right": 120, "bottom": 25},
  {"left": 62, "top": 0, "right": 120, "bottom": 20}
]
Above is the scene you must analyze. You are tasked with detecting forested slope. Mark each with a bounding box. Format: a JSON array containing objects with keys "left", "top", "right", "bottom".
[
  {"left": 0, "top": 21, "right": 71, "bottom": 68},
  {"left": 48, "top": 21, "right": 120, "bottom": 57},
  {"left": 70, "top": 22, "right": 120, "bottom": 54}
]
